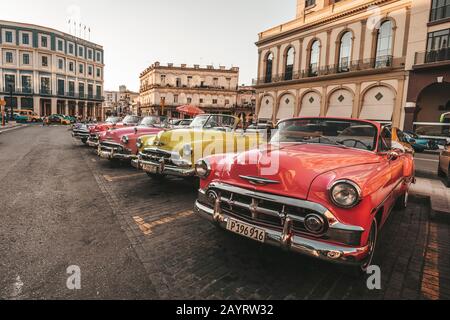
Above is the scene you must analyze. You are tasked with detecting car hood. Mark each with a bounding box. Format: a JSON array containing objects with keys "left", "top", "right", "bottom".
[
  {"left": 153, "top": 128, "right": 204, "bottom": 147},
  {"left": 218, "top": 143, "right": 381, "bottom": 200}
]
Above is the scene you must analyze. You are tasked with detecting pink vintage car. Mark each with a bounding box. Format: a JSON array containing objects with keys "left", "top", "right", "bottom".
[
  {"left": 87, "top": 115, "right": 141, "bottom": 148},
  {"left": 97, "top": 116, "right": 167, "bottom": 162},
  {"left": 194, "top": 117, "right": 415, "bottom": 274}
]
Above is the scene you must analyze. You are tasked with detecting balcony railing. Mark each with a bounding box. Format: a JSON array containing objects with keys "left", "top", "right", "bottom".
[
  {"left": 414, "top": 48, "right": 450, "bottom": 65},
  {"left": 1, "top": 87, "right": 34, "bottom": 95},
  {"left": 257, "top": 56, "right": 394, "bottom": 85}
]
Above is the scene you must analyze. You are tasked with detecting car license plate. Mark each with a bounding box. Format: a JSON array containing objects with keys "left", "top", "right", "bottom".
[
  {"left": 226, "top": 218, "right": 266, "bottom": 243},
  {"left": 143, "top": 164, "right": 159, "bottom": 174}
]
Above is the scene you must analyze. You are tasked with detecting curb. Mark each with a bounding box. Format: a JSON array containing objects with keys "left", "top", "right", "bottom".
[{"left": 0, "top": 124, "right": 26, "bottom": 134}]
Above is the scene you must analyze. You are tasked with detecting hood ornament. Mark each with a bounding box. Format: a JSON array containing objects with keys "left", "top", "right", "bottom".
[{"left": 239, "top": 175, "right": 280, "bottom": 186}]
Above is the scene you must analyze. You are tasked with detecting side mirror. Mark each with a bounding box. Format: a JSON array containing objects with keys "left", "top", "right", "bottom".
[{"left": 387, "top": 150, "right": 400, "bottom": 161}]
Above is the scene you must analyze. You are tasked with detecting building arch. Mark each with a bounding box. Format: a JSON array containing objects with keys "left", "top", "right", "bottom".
[
  {"left": 283, "top": 45, "right": 296, "bottom": 81},
  {"left": 326, "top": 86, "right": 354, "bottom": 118},
  {"left": 335, "top": 28, "right": 355, "bottom": 72},
  {"left": 306, "top": 38, "right": 322, "bottom": 77},
  {"left": 276, "top": 92, "right": 296, "bottom": 120},
  {"left": 371, "top": 17, "right": 397, "bottom": 67},
  {"left": 262, "top": 50, "right": 275, "bottom": 83},
  {"left": 359, "top": 83, "right": 397, "bottom": 122},
  {"left": 298, "top": 89, "right": 322, "bottom": 117},
  {"left": 258, "top": 93, "right": 275, "bottom": 120}
]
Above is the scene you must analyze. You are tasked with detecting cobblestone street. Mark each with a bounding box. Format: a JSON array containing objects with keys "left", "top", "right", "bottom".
[{"left": 2, "top": 126, "right": 447, "bottom": 300}]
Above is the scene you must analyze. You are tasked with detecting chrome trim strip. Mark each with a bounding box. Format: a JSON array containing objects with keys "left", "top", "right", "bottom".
[{"left": 239, "top": 175, "right": 280, "bottom": 185}]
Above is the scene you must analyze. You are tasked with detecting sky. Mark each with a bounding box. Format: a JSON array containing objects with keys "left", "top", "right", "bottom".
[{"left": 1, "top": 0, "right": 297, "bottom": 91}]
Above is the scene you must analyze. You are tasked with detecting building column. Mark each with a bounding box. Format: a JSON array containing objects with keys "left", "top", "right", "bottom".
[
  {"left": 51, "top": 98, "right": 57, "bottom": 115},
  {"left": 320, "top": 86, "right": 327, "bottom": 116},
  {"left": 33, "top": 97, "right": 40, "bottom": 115},
  {"left": 84, "top": 104, "right": 88, "bottom": 120},
  {"left": 352, "top": 83, "right": 362, "bottom": 118},
  {"left": 75, "top": 101, "right": 80, "bottom": 117},
  {"left": 272, "top": 92, "right": 279, "bottom": 123},
  {"left": 17, "top": 97, "right": 22, "bottom": 110},
  {"left": 403, "top": 102, "right": 417, "bottom": 132},
  {"left": 392, "top": 78, "right": 406, "bottom": 128},
  {"left": 64, "top": 100, "right": 69, "bottom": 116}
]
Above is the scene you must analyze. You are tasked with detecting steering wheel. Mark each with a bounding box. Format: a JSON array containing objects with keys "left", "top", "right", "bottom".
[{"left": 338, "top": 139, "right": 371, "bottom": 150}]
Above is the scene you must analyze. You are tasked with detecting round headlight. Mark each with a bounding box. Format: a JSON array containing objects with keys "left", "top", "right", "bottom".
[
  {"left": 121, "top": 135, "right": 129, "bottom": 144},
  {"left": 330, "top": 181, "right": 361, "bottom": 209},
  {"left": 183, "top": 144, "right": 192, "bottom": 157},
  {"left": 195, "top": 159, "right": 210, "bottom": 179},
  {"left": 305, "top": 214, "right": 325, "bottom": 234},
  {"left": 136, "top": 137, "right": 143, "bottom": 149}
]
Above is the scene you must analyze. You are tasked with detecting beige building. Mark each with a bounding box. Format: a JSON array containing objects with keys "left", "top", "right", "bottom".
[
  {"left": 236, "top": 85, "right": 257, "bottom": 117},
  {"left": 139, "top": 62, "right": 239, "bottom": 117},
  {"left": 255, "top": 0, "right": 415, "bottom": 127},
  {"left": 404, "top": 0, "right": 450, "bottom": 131},
  {"left": 0, "top": 20, "right": 104, "bottom": 119},
  {"left": 103, "top": 85, "right": 139, "bottom": 117}
]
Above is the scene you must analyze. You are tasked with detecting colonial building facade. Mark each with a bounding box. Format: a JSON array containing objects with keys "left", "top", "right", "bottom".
[
  {"left": 139, "top": 62, "right": 239, "bottom": 117},
  {"left": 0, "top": 20, "right": 104, "bottom": 119},
  {"left": 404, "top": 0, "right": 450, "bottom": 130},
  {"left": 255, "top": 0, "right": 413, "bottom": 127}
]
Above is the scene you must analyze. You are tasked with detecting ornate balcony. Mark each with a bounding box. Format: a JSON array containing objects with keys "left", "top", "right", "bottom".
[
  {"left": 414, "top": 48, "right": 450, "bottom": 68},
  {"left": 256, "top": 55, "right": 395, "bottom": 86}
]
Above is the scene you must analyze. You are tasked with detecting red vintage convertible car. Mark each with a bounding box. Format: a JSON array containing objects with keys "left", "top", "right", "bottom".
[
  {"left": 194, "top": 117, "right": 415, "bottom": 274},
  {"left": 86, "top": 115, "right": 141, "bottom": 148},
  {"left": 97, "top": 116, "right": 167, "bottom": 162}
]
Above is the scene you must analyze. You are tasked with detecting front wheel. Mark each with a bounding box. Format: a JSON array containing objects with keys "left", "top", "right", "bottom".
[
  {"left": 340, "top": 219, "right": 378, "bottom": 277},
  {"left": 81, "top": 138, "right": 87, "bottom": 144}
]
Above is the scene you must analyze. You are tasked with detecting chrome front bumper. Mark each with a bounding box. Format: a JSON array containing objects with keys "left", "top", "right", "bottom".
[
  {"left": 97, "top": 145, "right": 136, "bottom": 161},
  {"left": 131, "top": 158, "right": 195, "bottom": 177},
  {"left": 87, "top": 140, "right": 99, "bottom": 148},
  {"left": 195, "top": 193, "right": 369, "bottom": 266},
  {"left": 72, "top": 131, "right": 89, "bottom": 140}
]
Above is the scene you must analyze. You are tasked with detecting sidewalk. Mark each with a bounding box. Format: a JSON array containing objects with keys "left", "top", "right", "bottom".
[
  {"left": 411, "top": 177, "right": 450, "bottom": 215},
  {"left": 0, "top": 121, "right": 26, "bottom": 134}
]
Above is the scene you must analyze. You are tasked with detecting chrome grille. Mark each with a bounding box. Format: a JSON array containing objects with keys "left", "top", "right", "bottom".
[
  {"left": 100, "top": 141, "right": 123, "bottom": 153},
  {"left": 209, "top": 186, "right": 328, "bottom": 236},
  {"left": 141, "top": 148, "right": 180, "bottom": 166}
]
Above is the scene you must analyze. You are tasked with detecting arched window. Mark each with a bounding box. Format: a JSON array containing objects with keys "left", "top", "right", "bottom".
[
  {"left": 284, "top": 47, "right": 295, "bottom": 80},
  {"left": 338, "top": 32, "right": 352, "bottom": 72},
  {"left": 309, "top": 40, "right": 320, "bottom": 77},
  {"left": 265, "top": 52, "right": 274, "bottom": 83},
  {"left": 375, "top": 20, "right": 393, "bottom": 68}
]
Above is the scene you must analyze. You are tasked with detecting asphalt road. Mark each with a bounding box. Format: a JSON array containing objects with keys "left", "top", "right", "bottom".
[
  {"left": 0, "top": 126, "right": 447, "bottom": 300},
  {"left": 414, "top": 152, "right": 440, "bottom": 178},
  {"left": 0, "top": 125, "right": 156, "bottom": 299}
]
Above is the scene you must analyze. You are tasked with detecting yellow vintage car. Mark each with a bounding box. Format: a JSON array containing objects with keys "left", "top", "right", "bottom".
[{"left": 132, "top": 114, "right": 262, "bottom": 179}]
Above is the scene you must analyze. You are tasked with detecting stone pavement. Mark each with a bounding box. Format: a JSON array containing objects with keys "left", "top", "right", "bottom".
[
  {"left": 412, "top": 177, "right": 450, "bottom": 215},
  {"left": 75, "top": 137, "right": 450, "bottom": 300}
]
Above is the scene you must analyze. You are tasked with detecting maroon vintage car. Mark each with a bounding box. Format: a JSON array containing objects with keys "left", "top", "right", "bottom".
[
  {"left": 97, "top": 116, "right": 167, "bottom": 162},
  {"left": 86, "top": 115, "right": 141, "bottom": 148},
  {"left": 194, "top": 117, "right": 415, "bottom": 274}
]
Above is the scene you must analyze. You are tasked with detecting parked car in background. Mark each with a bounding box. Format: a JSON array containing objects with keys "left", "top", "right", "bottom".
[
  {"left": 438, "top": 143, "right": 450, "bottom": 187},
  {"left": 403, "top": 131, "right": 439, "bottom": 152},
  {"left": 72, "top": 122, "right": 96, "bottom": 144},
  {"left": 14, "top": 109, "right": 42, "bottom": 122},
  {"left": 132, "top": 114, "right": 261, "bottom": 180},
  {"left": 12, "top": 113, "right": 29, "bottom": 123},
  {"left": 97, "top": 116, "right": 167, "bottom": 162},
  {"left": 48, "top": 114, "right": 71, "bottom": 125},
  {"left": 194, "top": 117, "right": 415, "bottom": 275},
  {"left": 86, "top": 116, "right": 124, "bottom": 147}
]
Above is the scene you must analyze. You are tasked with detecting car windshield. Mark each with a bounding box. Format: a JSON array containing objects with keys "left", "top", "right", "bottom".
[
  {"left": 271, "top": 118, "right": 378, "bottom": 151},
  {"left": 189, "top": 115, "right": 236, "bottom": 130},
  {"left": 139, "top": 116, "right": 166, "bottom": 127},
  {"left": 105, "top": 117, "right": 120, "bottom": 124},
  {"left": 122, "top": 115, "right": 141, "bottom": 124}
]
